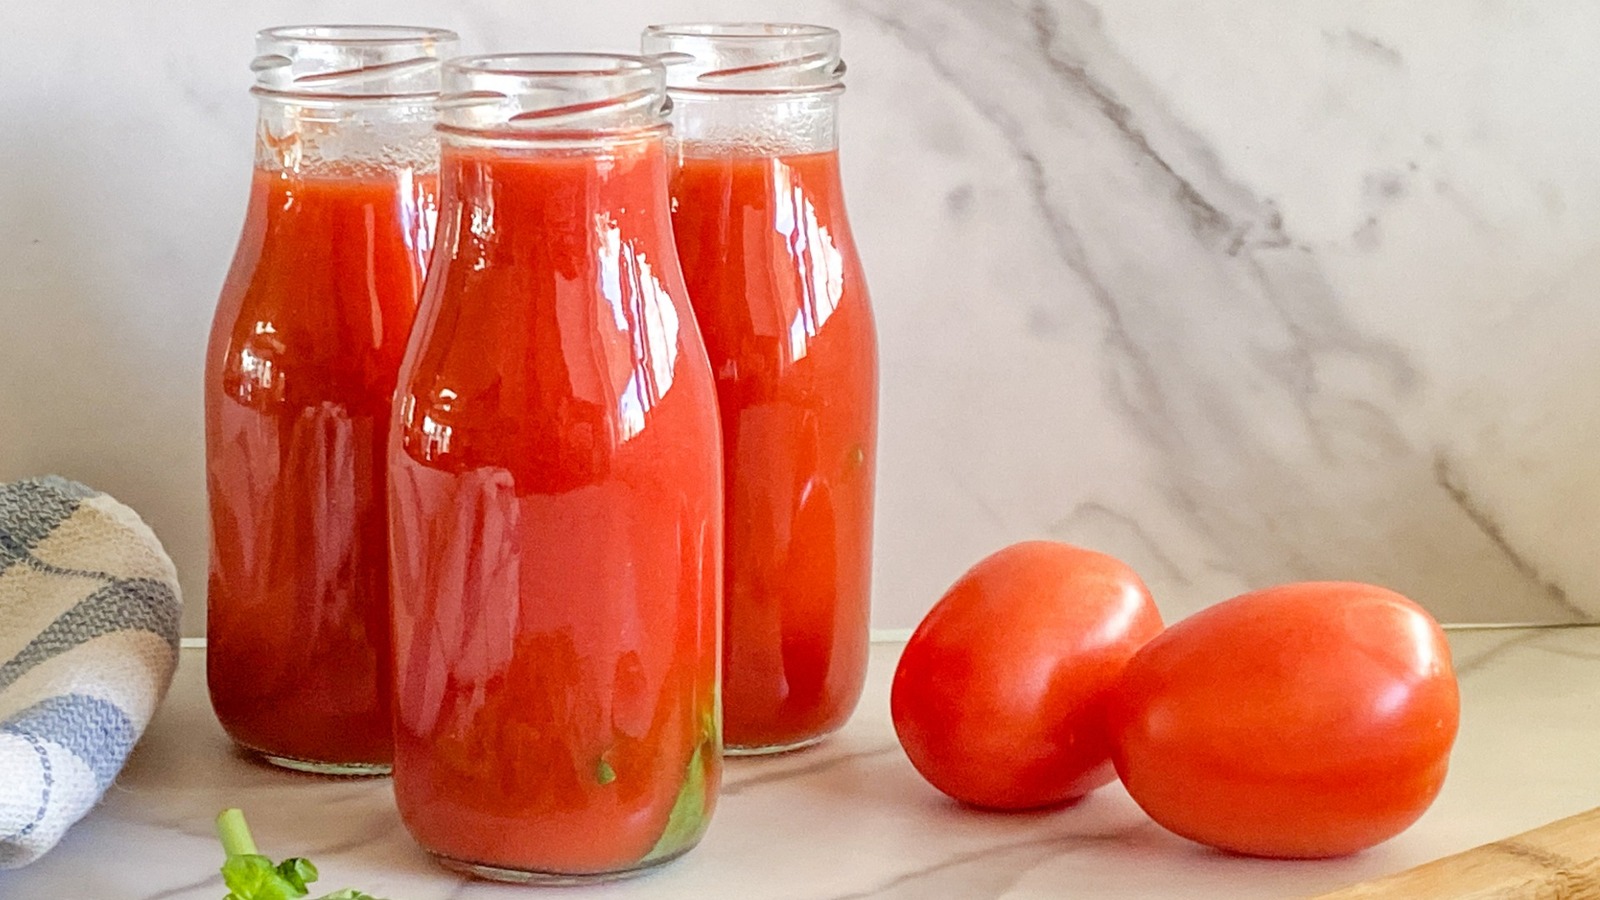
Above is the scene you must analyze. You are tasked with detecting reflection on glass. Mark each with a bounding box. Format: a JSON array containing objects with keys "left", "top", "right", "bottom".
[{"left": 772, "top": 161, "right": 844, "bottom": 363}]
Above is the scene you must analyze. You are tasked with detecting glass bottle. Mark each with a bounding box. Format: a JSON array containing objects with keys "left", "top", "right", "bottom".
[
  {"left": 387, "top": 54, "right": 723, "bottom": 882},
  {"left": 642, "top": 23, "right": 878, "bottom": 754},
  {"left": 204, "top": 25, "right": 457, "bottom": 775}
]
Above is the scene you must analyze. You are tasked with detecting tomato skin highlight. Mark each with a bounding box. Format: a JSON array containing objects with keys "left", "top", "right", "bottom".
[
  {"left": 1106, "top": 581, "right": 1460, "bottom": 859},
  {"left": 891, "top": 541, "right": 1164, "bottom": 810}
]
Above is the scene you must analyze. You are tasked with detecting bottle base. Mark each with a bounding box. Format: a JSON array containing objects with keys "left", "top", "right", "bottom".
[
  {"left": 244, "top": 745, "right": 392, "bottom": 777},
  {"left": 433, "top": 846, "right": 689, "bottom": 885},
  {"left": 725, "top": 730, "right": 832, "bottom": 757}
]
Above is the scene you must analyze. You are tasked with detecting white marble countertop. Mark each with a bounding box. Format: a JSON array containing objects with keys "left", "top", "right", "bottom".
[{"left": 5, "top": 627, "right": 1598, "bottom": 899}]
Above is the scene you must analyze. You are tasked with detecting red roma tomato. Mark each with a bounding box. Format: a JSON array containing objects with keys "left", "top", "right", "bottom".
[
  {"left": 891, "top": 541, "right": 1164, "bottom": 810},
  {"left": 1106, "top": 582, "right": 1460, "bottom": 859}
]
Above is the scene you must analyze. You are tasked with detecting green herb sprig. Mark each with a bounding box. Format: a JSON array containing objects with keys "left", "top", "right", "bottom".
[{"left": 216, "top": 808, "right": 382, "bottom": 900}]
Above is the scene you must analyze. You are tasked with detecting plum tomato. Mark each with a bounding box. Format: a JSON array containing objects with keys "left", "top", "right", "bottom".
[
  {"left": 890, "top": 541, "right": 1164, "bottom": 809},
  {"left": 1106, "top": 581, "right": 1460, "bottom": 858}
]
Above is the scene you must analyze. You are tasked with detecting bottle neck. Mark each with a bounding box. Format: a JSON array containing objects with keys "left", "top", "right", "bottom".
[
  {"left": 433, "top": 132, "right": 677, "bottom": 273},
  {"left": 665, "top": 91, "right": 838, "bottom": 157},
  {"left": 253, "top": 95, "right": 440, "bottom": 177}
]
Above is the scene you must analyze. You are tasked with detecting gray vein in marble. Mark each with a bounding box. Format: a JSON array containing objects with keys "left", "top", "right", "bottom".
[
  {"left": 846, "top": 0, "right": 1168, "bottom": 436},
  {"left": 823, "top": 828, "right": 1140, "bottom": 900},
  {"left": 1523, "top": 638, "right": 1600, "bottom": 665},
  {"left": 1364, "top": 170, "right": 1409, "bottom": 202},
  {"left": 1026, "top": 1, "right": 1297, "bottom": 250},
  {"left": 1026, "top": 305, "right": 1064, "bottom": 337},
  {"left": 1023, "top": 3, "right": 1236, "bottom": 244},
  {"left": 848, "top": 0, "right": 1580, "bottom": 621},
  {"left": 722, "top": 745, "right": 900, "bottom": 797},
  {"left": 858, "top": 0, "right": 1387, "bottom": 419},
  {"left": 1048, "top": 501, "right": 1188, "bottom": 586},
  {"left": 1431, "top": 177, "right": 1500, "bottom": 234},
  {"left": 945, "top": 466, "right": 1010, "bottom": 533},
  {"left": 166, "top": 59, "right": 229, "bottom": 125},
  {"left": 1432, "top": 455, "right": 1588, "bottom": 621},
  {"left": 143, "top": 866, "right": 225, "bottom": 900},
  {"left": 1350, "top": 216, "right": 1382, "bottom": 251},
  {"left": 1325, "top": 29, "right": 1405, "bottom": 68},
  {"left": 1349, "top": 169, "right": 1411, "bottom": 250},
  {"left": 1450, "top": 630, "right": 1547, "bottom": 677},
  {"left": 298, "top": 812, "right": 409, "bottom": 860},
  {"left": 945, "top": 184, "right": 976, "bottom": 217}
]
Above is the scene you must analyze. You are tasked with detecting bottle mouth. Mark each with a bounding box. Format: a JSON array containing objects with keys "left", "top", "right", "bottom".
[
  {"left": 252, "top": 24, "right": 459, "bottom": 101},
  {"left": 436, "top": 53, "right": 671, "bottom": 140},
  {"left": 642, "top": 23, "right": 846, "bottom": 95}
]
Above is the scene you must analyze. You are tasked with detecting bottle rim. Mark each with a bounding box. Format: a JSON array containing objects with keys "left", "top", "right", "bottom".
[
  {"left": 436, "top": 52, "right": 672, "bottom": 144},
  {"left": 446, "top": 52, "right": 663, "bottom": 78},
  {"left": 251, "top": 24, "right": 459, "bottom": 104},
  {"left": 642, "top": 22, "right": 846, "bottom": 96},
  {"left": 643, "top": 22, "right": 838, "bottom": 40},
  {"left": 256, "top": 24, "right": 460, "bottom": 45}
]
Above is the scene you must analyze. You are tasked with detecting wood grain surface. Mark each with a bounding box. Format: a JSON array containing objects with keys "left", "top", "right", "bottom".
[{"left": 1314, "top": 807, "right": 1600, "bottom": 899}]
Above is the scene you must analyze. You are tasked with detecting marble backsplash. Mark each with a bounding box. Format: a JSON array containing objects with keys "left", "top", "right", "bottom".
[{"left": 3, "top": 0, "right": 1597, "bottom": 634}]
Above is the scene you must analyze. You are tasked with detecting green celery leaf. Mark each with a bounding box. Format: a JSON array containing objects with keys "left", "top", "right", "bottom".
[
  {"left": 643, "top": 742, "right": 710, "bottom": 863},
  {"left": 221, "top": 853, "right": 309, "bottom": 900},
  {"left": 216, "top": 809, "right": 376, "bottom": 900},
  {"left": 276, "top": 857, "right": 319, "bottom": 892}
]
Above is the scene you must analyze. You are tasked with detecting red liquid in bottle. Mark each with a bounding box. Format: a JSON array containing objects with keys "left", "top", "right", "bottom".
[
  {"left": 204, "top": 168, "right": 435, "bottom": 768},
  {"left": 389, "top": 141, "right": 721, "bottom": 874},
  {"left": 670, "top": 150, "right": 878, "bottom": 751}
]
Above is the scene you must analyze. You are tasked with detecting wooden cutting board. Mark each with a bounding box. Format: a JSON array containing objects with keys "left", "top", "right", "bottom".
[{"left": 1312, "top": 807, "right": 1600, "bottom": 898}]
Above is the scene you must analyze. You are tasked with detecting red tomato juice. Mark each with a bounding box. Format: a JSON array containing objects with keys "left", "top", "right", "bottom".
[
  {"left": 205, "top": 168, "right": 435, "bottom": 767},
  {"left": 388, "top": 140, "right": 722, "bottom": 874},
  {"left": 669, "top": 150, "right": 878, "bottom": 750}
]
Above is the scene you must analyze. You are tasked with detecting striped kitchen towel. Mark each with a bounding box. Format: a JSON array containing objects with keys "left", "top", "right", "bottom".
[{"left": 0, "top": 477, "right": 181, "bottom": 868}]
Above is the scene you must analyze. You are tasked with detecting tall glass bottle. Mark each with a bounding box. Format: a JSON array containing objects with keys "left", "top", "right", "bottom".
[
  {"left": 204, "top": 25, "right": 457, "bottom": 775},
  {"left": 643, "top": 24, "right": 878, "bottom": 754},
  {"left": 387, "top": 54, "right": 723, "bottom": 881}
]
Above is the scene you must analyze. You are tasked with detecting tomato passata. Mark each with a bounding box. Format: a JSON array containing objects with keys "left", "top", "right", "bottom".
[
  {"left": 891, "top": 541, "right": 1163, "bottom": 809},
  {"left": 1106, "top": 582, "right": 1460, "bottom": 858}
]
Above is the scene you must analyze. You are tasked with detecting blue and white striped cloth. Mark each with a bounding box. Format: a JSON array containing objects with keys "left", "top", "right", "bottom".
[{"left": 0, "top": 477, "right": 181, "bottom": 868}]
